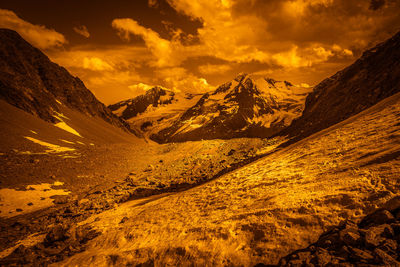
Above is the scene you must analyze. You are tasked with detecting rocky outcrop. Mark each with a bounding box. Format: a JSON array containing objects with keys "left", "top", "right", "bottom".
[
  {"left": 150, "top": 74, "right": 310, "bottom": 143},
  {"left": 281, "top": 30, "right": 400, "bottom": 141},
  {"left": 0, "top": 28, "right": 138, "bottom": 136},
  {"left": 275, "top": 197, "right": 400, "bottom": 266}
]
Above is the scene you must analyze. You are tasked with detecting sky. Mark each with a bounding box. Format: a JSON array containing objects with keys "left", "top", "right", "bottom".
[{"left": 0, "top": 0, "right": 400, "bottom": 104}]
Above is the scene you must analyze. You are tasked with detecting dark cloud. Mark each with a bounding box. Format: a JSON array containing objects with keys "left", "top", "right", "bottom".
[
  {"left": 2, "top": 0, "right": 400, "bottom": 103},
  {"left": 369, "top": 0, "right": 385, "bottom": 10}
]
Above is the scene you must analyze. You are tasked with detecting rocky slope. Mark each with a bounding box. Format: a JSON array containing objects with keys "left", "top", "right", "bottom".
[
  {"left": 277, "top": 197, "right": 400, "bottom": 266},
  {"left": 108, "top": 87, "right": 202, "bottom": 136},
  {"left": 281, "top": 30, "right": 400, "bottom": 142},
  {"left": 151, "top": 74, "right": 310, "bottom": 143},
  {"left": 0, "top": 28, "right": 138, "bottom": 136}
]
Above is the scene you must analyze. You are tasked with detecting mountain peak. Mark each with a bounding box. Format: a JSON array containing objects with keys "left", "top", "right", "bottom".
[{"left": 234, "top": 72, "right": 248, "bottom": 82}]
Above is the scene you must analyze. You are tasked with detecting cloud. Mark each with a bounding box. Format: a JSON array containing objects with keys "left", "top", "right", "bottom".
[
  {"left": 164, "top": 0, "right": 400, "bottom": 68},
  {"left": 198, "top": 64, "right": 232, "bottom": 74},
  {"left": 83, "top": 57, "right": 113, "bottom": 71},
  {"left": 155, "top": 67, "right": 214, "bottom": 93},
  {"left": 112, "top": 18, "right": 186, "bottom": 67},
  {"left": 73, "top": 25, "right": 90, "bottom": 38},
  {"left": 369, "top": 0, "right": 385, "bottom": 10},
  {"left": 128, "top": 83, "right": 154, "bottom": 92},
  {"left": 0, "top": 9, "right": 66, "bottom": 49},
  {"left": 47, "top": 45, "right": 151, "bottom": 104}
]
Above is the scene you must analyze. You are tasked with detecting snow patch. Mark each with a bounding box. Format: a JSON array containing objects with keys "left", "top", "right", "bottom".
[
  {"left": 24, "top": 136, "right": 75, "bottom": 153},
  {"left": 60, "top": 139, "right": 75, "bottom": 144},
  {"left": 112, "top": 105, "right": 127, "bottom": 116},
  {"left": 0, "top": 182, "right": 70, "bottom": 218},
  {"left": 53, "top": 115, "right": 82, "bottom": 137}
]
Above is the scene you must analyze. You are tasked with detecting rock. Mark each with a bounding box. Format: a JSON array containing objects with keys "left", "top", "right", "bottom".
[
  {"left": 312, "top": 248, "right": 331, "bottom": 265},
  {"left": 120, "top": 217, "right": 129, "bottom": 224},
  {"left": 16, "top": 208, "right": 23, "bottom": 212},
  {"left": 27, "top": 202, "right": 33, "bottom": 206},
  {"left": 378, "top": 239, "right": 398, "bottom": 255},
  {"left": 374, "top": 248, "right": 400, "bottom": 266},
  {"left": 348, "top": 247, "right": 374, "bottom": 262},
  {"left": 29, "top": 158, "right": 39, "bottom": 164},
  {"left": 44, "top": 225, "right": 68, "bottom": 245},
  {"left": 359, "top": 209, "right": 395, "bottom": 228},
  {"left": 296, "top": 251, "right": 311, "bottom": 264},
  {"left": 391, "top": 223, "right": 400, "bottom": 236},
  {"left": 227, "top": 149, "right": 236, "bottom": 156},
  {"left": 52, "top": 195, "right": 70, "bottom": 204},
  {"left": 144, "top": 164, "right": 154, "bottom": 172},
  {"left": 340, "top": 230, "right": 361, "bottom": 246},
  {"left": 363, "top": 224, "right": 394, "bottom": 248},
  {"left": 382, "top": 196, "right": 400, "bottom": 212}
]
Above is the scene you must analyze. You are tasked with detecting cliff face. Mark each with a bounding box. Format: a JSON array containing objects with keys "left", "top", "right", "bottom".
[
  {"left": 281, "top": 31, "right": 400, "bottom": 140},
  {"left": 0, "top": 28, "right": 138, "bottom": 136}
]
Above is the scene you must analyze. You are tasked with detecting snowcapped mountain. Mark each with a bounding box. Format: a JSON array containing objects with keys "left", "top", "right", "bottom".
[
  {"left": 150, "top": 73, "right": 312, "bottom": 143},
  {"left": 108, "top": 87, "right": 203, "bottom": 136}
]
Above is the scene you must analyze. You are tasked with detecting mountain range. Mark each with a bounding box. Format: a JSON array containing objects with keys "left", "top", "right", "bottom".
[{"left": 109, "top": 73, "right": 311, "bottom": 143}]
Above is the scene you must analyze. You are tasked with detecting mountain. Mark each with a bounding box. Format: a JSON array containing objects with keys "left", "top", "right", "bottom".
[
  {"left": 0, "top": 28, "right": 139, "bottom": 136},
  {"left": 150, "top": 73, "right": 311, "bottom": 143},
  {"left": 108, "top": 87, "right": 203, "bottom": 137},
  {"left": 280, "top": 30, "right": 400, "bottom": 141}
]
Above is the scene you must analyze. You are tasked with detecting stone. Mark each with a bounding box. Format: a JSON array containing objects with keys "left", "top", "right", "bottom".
[
  {"left": 348, "top": 247, "right": 374, "bottom": 262},
  {"left": 359, "top": 209, "right": 395, "bottom": 228},
  {"left": 52, "top": 195, "right": 70, "bottom": 204},
  {"left": 120, "top": 217, "right": 129, "bottom": 224},
  {"left": 340, "top": 229, "right": 361, "bottom": 246},
  {"left": 391, "top": 223, "right": 400, "bottom": 236},
  {"left": 44, "top": 225, "right": 68, "bottom": 244},
  {"left": 374, "top": 248, "right": 400, "bottom": 266},
  {"left": 378, "top": 239, "right": 398, "bottom": 255},
  {"left": 363, "top": 224, "right": 394, "bottom": 248},
  {"left": 312, "top": 248, "right": 331, "bottom": 265},
  {"left": 382, "top": 196, "right": 400, "bottom": 212}
]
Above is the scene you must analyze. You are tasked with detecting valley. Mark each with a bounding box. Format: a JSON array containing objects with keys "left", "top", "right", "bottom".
[{"left": 0, "top": 11, "right": 399, "bottom": 267}]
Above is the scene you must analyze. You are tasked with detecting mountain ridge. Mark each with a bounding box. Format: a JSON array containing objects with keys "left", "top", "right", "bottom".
[
  {"left": 0, "top": 28, "right": 139, "bottom": 136},
  {"left": 280, "top": 30, "right": 400, "bottom": 142},
  {"left": 149, "top": 73, "right": 311, "bottom": 143}
]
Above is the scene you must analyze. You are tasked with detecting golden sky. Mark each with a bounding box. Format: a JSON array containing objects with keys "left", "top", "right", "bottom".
[{"left": 1, "top": 0, "right": 400, "bottom": 104}]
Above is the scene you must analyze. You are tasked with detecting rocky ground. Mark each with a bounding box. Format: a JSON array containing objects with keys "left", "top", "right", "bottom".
[
  {"left": 52, "top": 92, "right": 400, "bottom": 266},
  {"left": 277, "top": 197, "right": 400, "bottom": 266},
  {"left": 0, "top": 137, "right": 281, "bottom": 265}
]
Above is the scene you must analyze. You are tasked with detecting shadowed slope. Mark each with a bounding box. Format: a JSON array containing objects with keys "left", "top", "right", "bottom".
[
  {"left": 0, "top": 28, "right": 139, "bottom": 136},
  {"left": 280, "top": 30, "right": 400, "bottom": 142}
]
